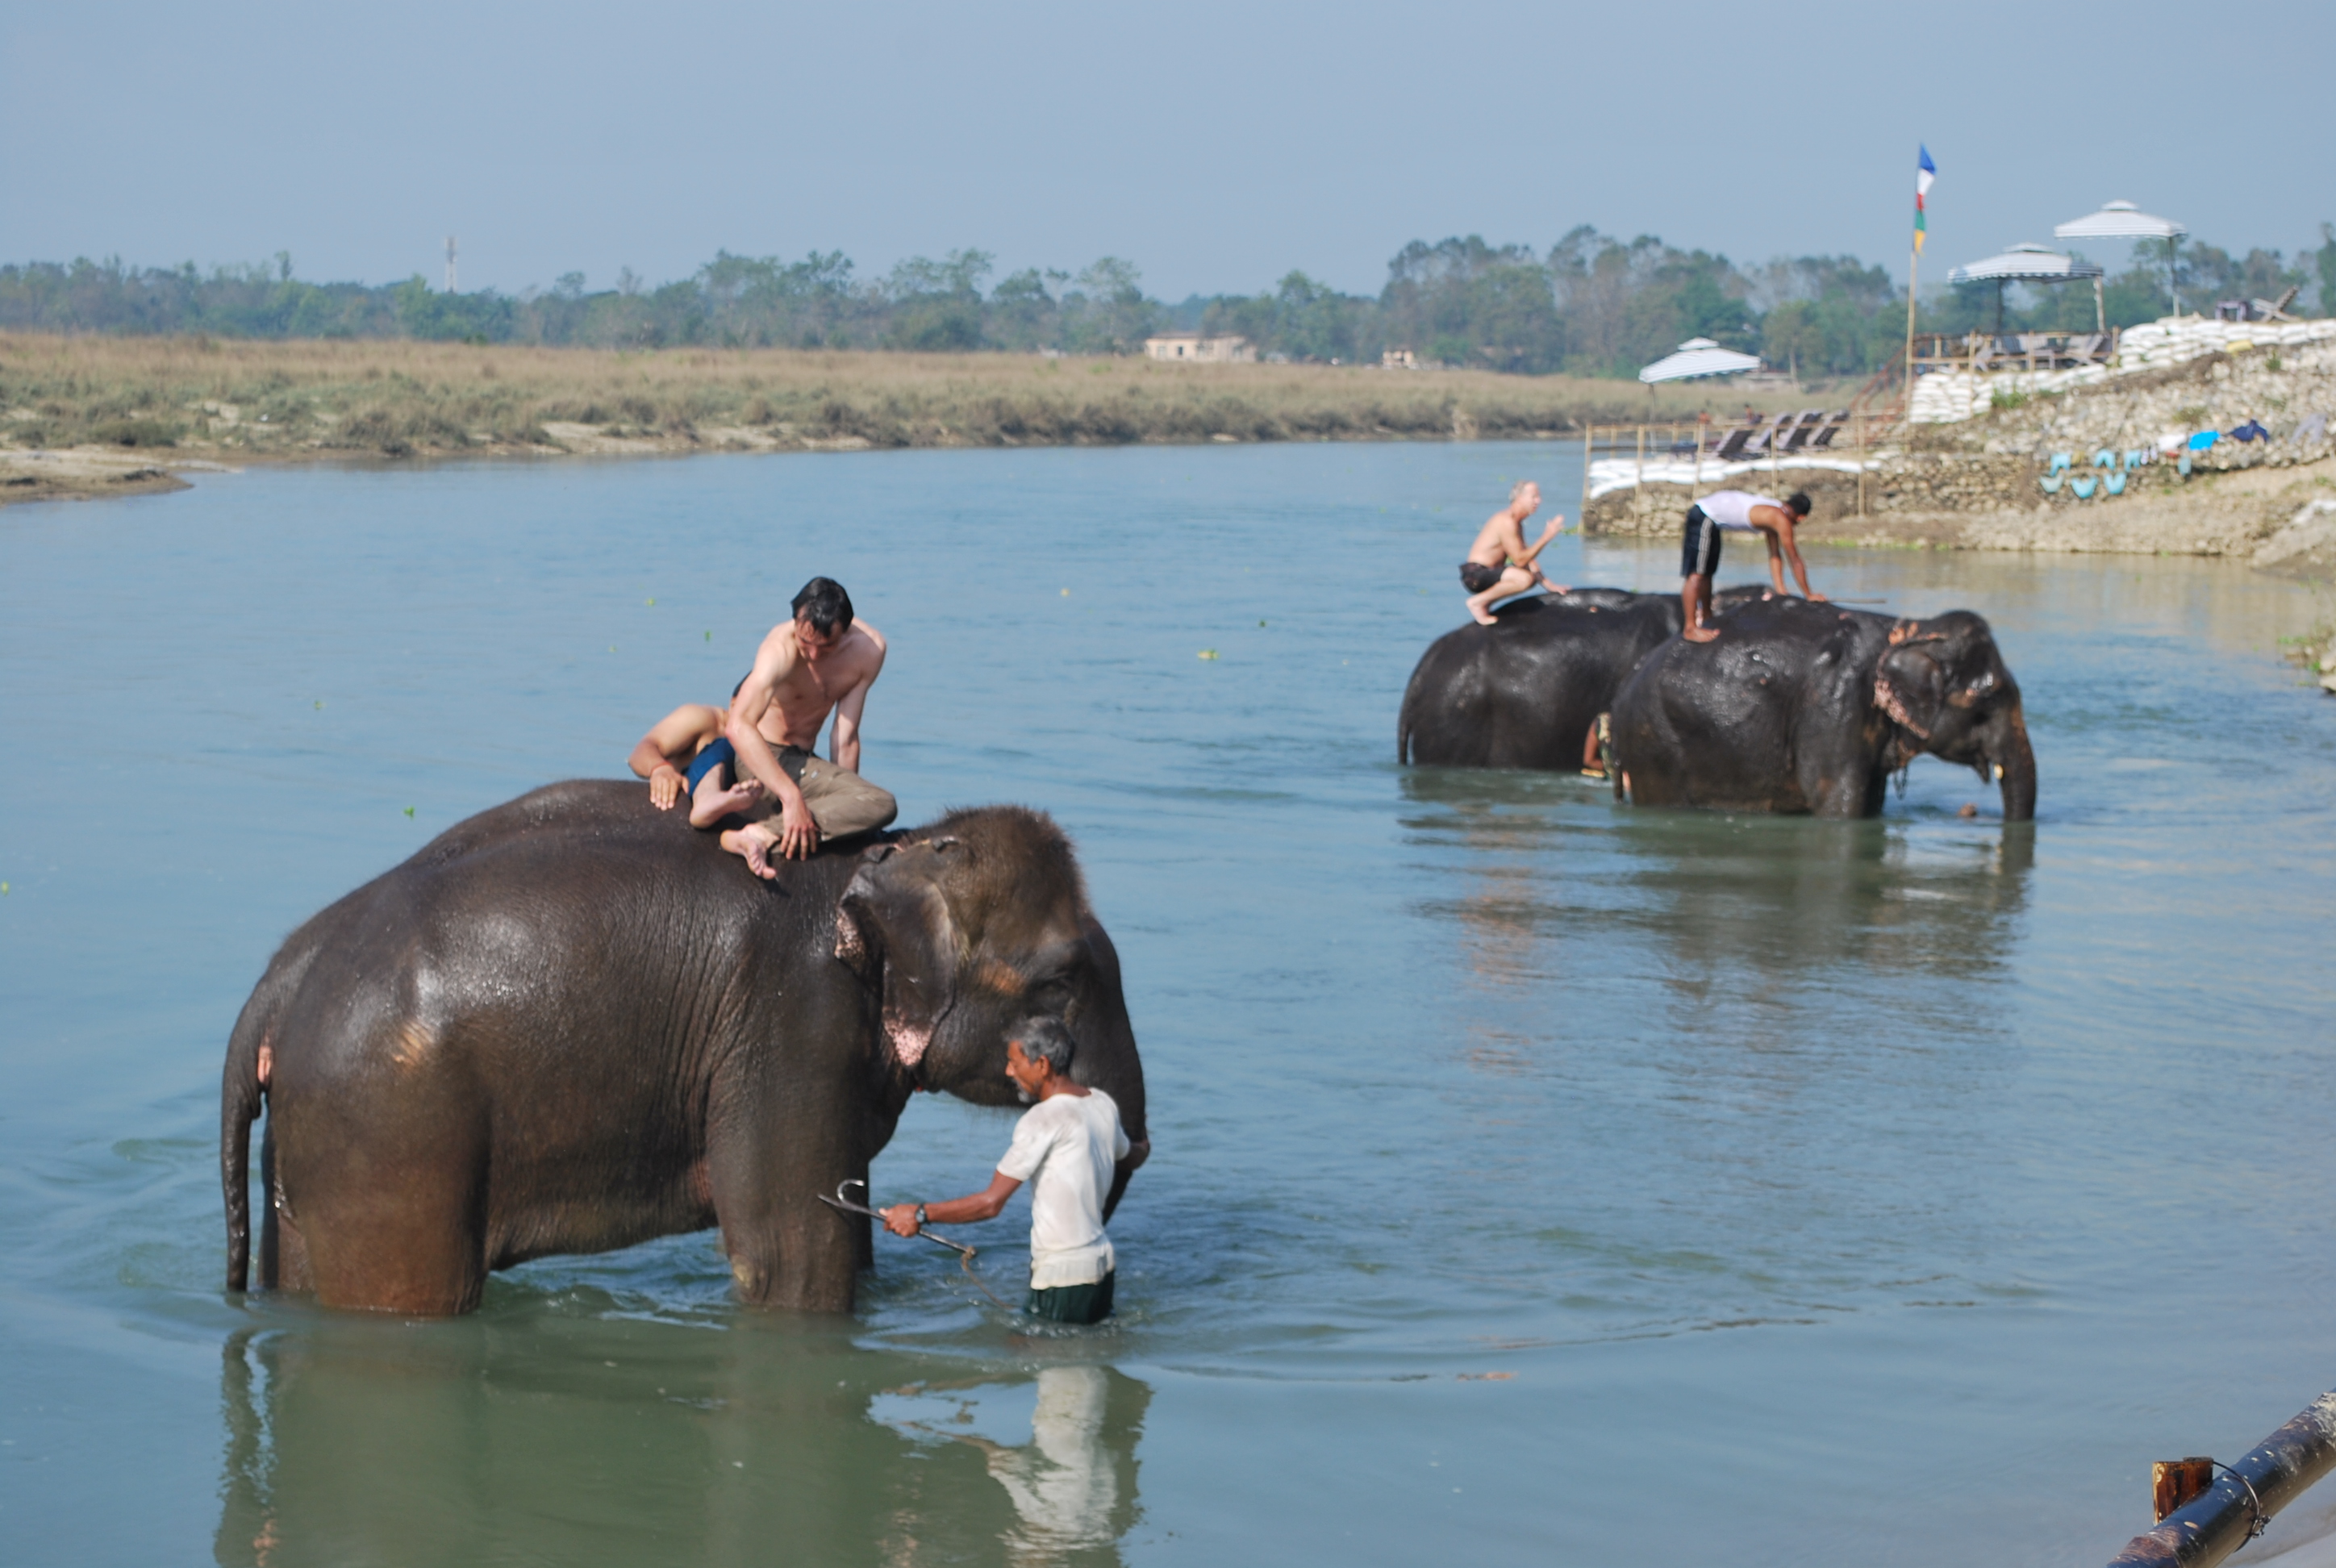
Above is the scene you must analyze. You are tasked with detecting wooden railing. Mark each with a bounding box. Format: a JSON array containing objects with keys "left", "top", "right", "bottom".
[
  {"left": 1912, "top": 328, "right": 2121, "bottom": 375},
  {"left": 1575, "top": 407, "right": 1890, "bottom": 521}
]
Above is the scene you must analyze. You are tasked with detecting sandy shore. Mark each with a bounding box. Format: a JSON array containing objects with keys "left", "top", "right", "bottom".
[{"left": 0, "top": 445, "right": 200, "bottom": 506}]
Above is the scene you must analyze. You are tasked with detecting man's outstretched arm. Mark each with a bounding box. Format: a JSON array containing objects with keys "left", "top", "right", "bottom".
[
  {"left": 828, "top": 626, "right": 886, "bottom": 772},
  {"left": 882, "top": 1170, "right": 1022, "bottom": 1235}
]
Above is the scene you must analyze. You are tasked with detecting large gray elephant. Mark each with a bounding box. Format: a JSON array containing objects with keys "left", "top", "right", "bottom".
[
  {"left": 1397, "top": 587, "right": 1767, "bottom": 769},
  {"left": 220, "top": 782, "right": 1148, "bottom": 1316},
  {"left": 1609, "top": 598, "right": 2038, "bottom": 819}
]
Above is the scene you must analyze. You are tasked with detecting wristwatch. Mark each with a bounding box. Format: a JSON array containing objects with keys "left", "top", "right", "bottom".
[{"left": 914, "top": 1205, "right": 927, "bottom": 1228}]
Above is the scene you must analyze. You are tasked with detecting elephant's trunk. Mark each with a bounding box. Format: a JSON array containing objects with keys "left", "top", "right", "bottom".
[{"left": 1992, "top": 703, "right": 2037, "bottom": 821}]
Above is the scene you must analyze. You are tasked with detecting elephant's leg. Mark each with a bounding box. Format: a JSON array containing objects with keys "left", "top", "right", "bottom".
[
  {"left": 283, "top": 1106, "right": 491, "bottom": 1316},
  {"left": 706, "top": 1114, "right": 867, "bottom": 1313},
  {"left": 257, "top": 1123, "right": 313, "bottom": 1294},
  {"left": 1801, "top": 749, "right": 1885, "bottom": 817}
]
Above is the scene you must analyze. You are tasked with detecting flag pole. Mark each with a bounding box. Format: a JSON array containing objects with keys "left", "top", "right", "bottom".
[{"left": 1903, "top": 240, "right": 1919, "bottom": 417}]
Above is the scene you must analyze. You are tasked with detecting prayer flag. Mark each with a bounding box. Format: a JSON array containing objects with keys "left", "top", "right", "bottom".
[{"left": 1914, "top": 144, "right": 1937, "bottom": 254}]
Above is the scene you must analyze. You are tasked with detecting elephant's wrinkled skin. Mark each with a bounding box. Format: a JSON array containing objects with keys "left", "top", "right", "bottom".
[
  {"left": 1610, "top": 598, "right": 2038, "bottom": 819},
  {"left": 220, "top": 782, "right": 1148, "bottom": 1316},
  {"left": 1398, "top": 587, "right": 1765, "bottom": 769}
]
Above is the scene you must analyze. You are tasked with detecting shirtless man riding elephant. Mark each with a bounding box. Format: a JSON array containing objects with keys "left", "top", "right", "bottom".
[{"left": 640, "top": 578, "right": 897, "bottom": 877}]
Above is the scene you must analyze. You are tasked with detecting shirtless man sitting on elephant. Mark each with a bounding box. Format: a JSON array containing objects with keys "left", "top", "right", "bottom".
[
  {"left": 1461, "top": 480, "right": 1568, "bottom": 626},
  {"left": 653, "top": 578, "right": 896, "bottom": 878}
]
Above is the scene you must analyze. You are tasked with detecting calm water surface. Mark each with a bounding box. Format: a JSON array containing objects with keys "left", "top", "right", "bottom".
[{"left": 3, "top": 443, "right": 2334, "bottom": 1566}]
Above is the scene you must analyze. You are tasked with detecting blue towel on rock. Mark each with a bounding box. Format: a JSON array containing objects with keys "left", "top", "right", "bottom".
[
  {"left": 2229, "top": 419, "right": 2269, "bottom": 443},
  {"left": 2188, "top": 430, "right": 2221, "bottom": 452}
]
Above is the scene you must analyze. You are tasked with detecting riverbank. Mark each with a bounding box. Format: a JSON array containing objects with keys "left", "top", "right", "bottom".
[
  {"left": 1582, "top": 330, "right": 2336, "bottom": 577},
  {"left": 0, "top": 332, "right": 1829, "bottom": 509}
]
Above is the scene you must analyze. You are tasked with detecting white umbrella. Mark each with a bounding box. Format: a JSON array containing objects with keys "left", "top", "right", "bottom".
[
  {"left": 1639, "top": 337, "right": 1762, "bottom": 384},
  {"left": 2054, "top": 201, "right": 2188, "bottom": 313},
  {"left": 1948, "top": 243, "right": 2107, "bottom": 332}
]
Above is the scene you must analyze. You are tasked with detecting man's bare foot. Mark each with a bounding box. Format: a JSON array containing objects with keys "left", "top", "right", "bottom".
[
  {"left": 720, "top": 825, "right": 781, "bottom": 881},
  {"left": 1683, "top": 625, "right": 1720, "bottom": 643},
  {"left": 689, "top": 778, "right": 765, "bottom": 828},
  {"left": 1470, "top": 608, "right": 1499, "bottom": 626}
]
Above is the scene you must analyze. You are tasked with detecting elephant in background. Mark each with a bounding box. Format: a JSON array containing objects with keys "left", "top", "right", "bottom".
[
  {"left": 1398, "top": 586, "right": 1769, "bottom": 771},
  {"left": 221, "top": 781, "right": 1148, "bottom": 1316},
  {"left": 1610, "top": 598, "right": 2038, "bottom": 819}
]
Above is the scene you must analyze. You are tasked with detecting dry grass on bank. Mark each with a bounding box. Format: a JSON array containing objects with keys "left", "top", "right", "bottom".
[{"left": 0, "top": 333, "right": 1829, "bottom": 463}]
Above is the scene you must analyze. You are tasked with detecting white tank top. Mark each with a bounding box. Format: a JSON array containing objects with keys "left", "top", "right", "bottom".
[{"left": 1695, "top": 490, "right": 1783, "bottom": 532}]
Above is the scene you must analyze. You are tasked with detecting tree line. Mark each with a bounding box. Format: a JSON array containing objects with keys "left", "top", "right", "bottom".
[{"left": 4, "top": 227, "right": 2330, "bottom": 379}]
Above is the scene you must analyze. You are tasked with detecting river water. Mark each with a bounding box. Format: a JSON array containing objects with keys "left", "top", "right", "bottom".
[{"left": 2, "top": 442, "right": 2333, "bottom": 1566}]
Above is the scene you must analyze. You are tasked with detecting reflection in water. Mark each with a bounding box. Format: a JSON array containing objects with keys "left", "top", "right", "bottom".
[
  {"left": 877, "top": 1366, "right": 1149, "bottom": 1566},
  {"left": 213, "top": 1313, "right": 1149, "bottom": 1568},
  {"left": 1399, "top": 766, "right": 2034, "bottom": 1003}
]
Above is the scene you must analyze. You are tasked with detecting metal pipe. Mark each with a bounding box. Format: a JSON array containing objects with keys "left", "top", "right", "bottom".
[{"left": 2109, "top": 1389, "right": 2336, "bottom": 1567}]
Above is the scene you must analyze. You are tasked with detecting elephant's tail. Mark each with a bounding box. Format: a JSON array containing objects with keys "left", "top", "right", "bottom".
[
  {"left": 221, "top": 963, "right": 293, "bottom": 1293},
  {"left": 1396, "top": 662, "right": 1429, "bottom": 765}
]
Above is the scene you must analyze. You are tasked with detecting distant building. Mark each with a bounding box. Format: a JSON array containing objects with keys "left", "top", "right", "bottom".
[
  {"left": 1142, "top": 333, "right": 1256, "bottom": 364},
  {"left": 1382, "top": 348, "right": 1417, "bottom": 369}
]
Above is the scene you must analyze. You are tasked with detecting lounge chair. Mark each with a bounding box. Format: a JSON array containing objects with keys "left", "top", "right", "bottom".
[
  {"left": 2039, "top": 474, "right": 2064, "bottom": 494},
  {"left": 1806, "top": 411, "right": 1850, "bottom": 449},
  {"left": 2092, "top": 448, "right": 2117, "bottom": 470},
  {"left": 1778, "top": 411, "right": 1827, "bottom": 452},
  {"left": 2122, "top": 449, "right": 2148, "bottom": 471},
  {"left": 2047, "top": 452, "right": 2072, "bottom": 475},
  {"left": 2104, "top": 473, "right": 2127, "bottom": 495},
  {"left": 1711, "top": 419, "right": 1762, "bottom": 462},
  {"left": 2071, "top": 477, "right": 2098, "bottom": 499}
]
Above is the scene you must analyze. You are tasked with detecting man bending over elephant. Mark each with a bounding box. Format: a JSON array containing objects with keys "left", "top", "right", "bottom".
[
  {"left": 694, "top": 577, "right": 897, "bottom": 877},
  {"left": 1680, "top": 489, "right": 1823, "bottom": 643},
  {"left": 1462, "top": 480, "right": 1568, "bottom": 626},
  {"left": 882, "top": 1017, "right": 1133, "bottom": 1326}
]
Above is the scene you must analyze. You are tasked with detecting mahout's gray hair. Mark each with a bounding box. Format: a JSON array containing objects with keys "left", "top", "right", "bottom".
[{"left": 1012, "top": 1015, "right": 1077, "bottom": 1074}]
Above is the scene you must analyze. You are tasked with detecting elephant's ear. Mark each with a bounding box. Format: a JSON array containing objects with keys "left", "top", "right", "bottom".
[
  {"left": 832, "top": 844, "right": 895, "bottom": 984},
  {"left": 1875, "top": 640, "right": 1946, "bottom": 740}
]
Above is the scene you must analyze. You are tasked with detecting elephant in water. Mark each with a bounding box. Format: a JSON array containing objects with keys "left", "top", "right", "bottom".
[
  {"left": 220, "top": 782, "right": 1148, "bottom": 1316},
  {"left": 1610, "top": 598, "right": 2037, "bottom": 819},
  {"left": 1398, "top": 586, "right": 1769, "bottom": 770}
]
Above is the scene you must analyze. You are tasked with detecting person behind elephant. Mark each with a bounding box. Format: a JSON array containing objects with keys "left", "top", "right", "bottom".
[
  {"left": 882, "top": 1016, "right": 1133, "bottom": 1327},
  {"left": 1461, "top": 480, "right": 1569, "bottom": 626},
  {"left": 714, "top": 577, "right": 897, "bottom": 877},
  {"left": 1680, "top": 490, "right": 1822, "bottom": 643},
  {"left": 626, "top": 697, "right": 773, "bottom": 827}
]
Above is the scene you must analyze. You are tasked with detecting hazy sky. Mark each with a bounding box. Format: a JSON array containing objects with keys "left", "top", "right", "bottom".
[{"left": 5, "top": 1, "right": 2329, "bottom": 300}]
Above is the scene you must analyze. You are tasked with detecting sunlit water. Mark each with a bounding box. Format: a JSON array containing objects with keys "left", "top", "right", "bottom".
[{"left": 3, "top": 442, "right": 2333, "bottom": 1566}]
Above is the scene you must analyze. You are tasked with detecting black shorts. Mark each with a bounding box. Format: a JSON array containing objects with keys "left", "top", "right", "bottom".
[
  {"left": 1681, "top": 506, "right": 1724, "bottom": 578},
  {"left": 1459, "top": 561, "right": 1504, "bottom": 594}
]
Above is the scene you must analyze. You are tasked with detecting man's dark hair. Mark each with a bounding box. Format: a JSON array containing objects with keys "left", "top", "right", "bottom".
[
  {"left": 1784, "top": 492, "right": 1812, "bottom": 517},
  {"left": 790, "top": 578, "right": 854, "bottom": 635},
  {"left": 1013, "top": 1016, "right": 1078, "bottom": 1074}
]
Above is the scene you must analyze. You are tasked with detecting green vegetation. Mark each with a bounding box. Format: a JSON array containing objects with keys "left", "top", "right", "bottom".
[
  {"left": 0, "top": 334, "right": 1815, "bottom": 462},
  {"left": 10, "top": 223, "right": 2323, "bottom": 382}
]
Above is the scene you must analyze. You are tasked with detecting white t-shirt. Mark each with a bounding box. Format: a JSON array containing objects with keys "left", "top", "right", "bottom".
[
  {"left": 1694, "top": 490, "right": 1785, "bottom": 532},
  {"left": 997, "top": 1089, "right": 1130, "bottom": 1289}
]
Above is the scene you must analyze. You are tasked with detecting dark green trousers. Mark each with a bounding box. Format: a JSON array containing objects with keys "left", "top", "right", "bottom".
[{"left": 1024, "top": 1270, "right": 1115, "bottom": 1325}]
